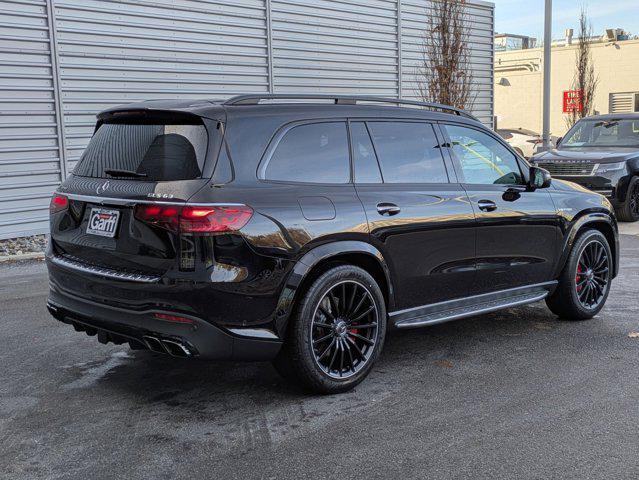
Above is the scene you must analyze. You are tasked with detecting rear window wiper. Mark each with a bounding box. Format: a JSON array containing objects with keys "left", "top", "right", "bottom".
[{"left": 104, "top": 169, "right": 148, "bottom": 178}]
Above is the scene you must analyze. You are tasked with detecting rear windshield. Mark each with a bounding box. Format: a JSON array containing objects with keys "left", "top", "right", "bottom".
[{"left": 73, "top": 122, "right": 209, "bottom": 181}]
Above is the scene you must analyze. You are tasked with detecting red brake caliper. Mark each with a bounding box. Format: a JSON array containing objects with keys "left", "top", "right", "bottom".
[{"left": 575, "top": 264, "right": 583, "bottom": 292}]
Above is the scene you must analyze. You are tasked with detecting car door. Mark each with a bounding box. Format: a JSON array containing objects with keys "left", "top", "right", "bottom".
[
  {"left": 351, "top": 120, "right": 476, "bottom": 311},
  {"left": 440, "top": 122, "right": 560, "bottom": 295}
]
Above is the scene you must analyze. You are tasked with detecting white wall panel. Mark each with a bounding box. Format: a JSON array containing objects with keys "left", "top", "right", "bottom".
[{"left": 0, "top": 0, "right": 63, "bottom": 239}]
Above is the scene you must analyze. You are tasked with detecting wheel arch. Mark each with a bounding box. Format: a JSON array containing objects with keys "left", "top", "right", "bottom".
[
  {"left": 625, "top": 158, "right": 639, "bottom": 175},
  {"left": 613, "top": 172, "right": 638, "bottom": 204},
  {"left": 555, "top": 211, "right": 619, "bottom": 279},
  {"left": 273, "top": 241, "right": 394, "bottom": 337}
]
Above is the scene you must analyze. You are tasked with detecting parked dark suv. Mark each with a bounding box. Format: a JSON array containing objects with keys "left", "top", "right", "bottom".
[
  {"left": 47, "top": 94, "right": 619, "bottom": 393},
  {"left": 533, "top": 113, "right": 639, "bottom": 221}
]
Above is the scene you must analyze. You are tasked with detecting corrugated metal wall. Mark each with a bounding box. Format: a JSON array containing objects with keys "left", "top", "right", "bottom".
[
  {"left": 271, "top": 0, "right": 400, "bottom": 95},
  {"left": 401, "top": 0, "right": 494, "bottom": 125},
  {"left": 0, "top": 0, "right": 494, "bottom": 240},
  {"left": 0, "top": 0, "right": 65, "bottom": 238}
]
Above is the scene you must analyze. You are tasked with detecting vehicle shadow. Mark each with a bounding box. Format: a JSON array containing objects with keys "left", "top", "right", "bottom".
[{"left": 97, "top": 302, "right": 558, "bottom": 402}]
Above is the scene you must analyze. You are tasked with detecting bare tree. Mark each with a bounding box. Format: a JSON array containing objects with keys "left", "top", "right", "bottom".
[
  {"left": 417, "top": 0, "right": 475, "bottom": 110},
  {"left": 566, "top": 6, "right": 598, "bottom": 128}
]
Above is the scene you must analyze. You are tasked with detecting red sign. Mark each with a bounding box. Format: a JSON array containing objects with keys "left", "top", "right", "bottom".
[{"left": 563, "top": 89, "right": 583, "bottom": 113}]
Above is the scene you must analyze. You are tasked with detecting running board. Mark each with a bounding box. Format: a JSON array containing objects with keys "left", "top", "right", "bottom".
[{"left": 391, "top": 282, "right": 556, "bottom": 330}]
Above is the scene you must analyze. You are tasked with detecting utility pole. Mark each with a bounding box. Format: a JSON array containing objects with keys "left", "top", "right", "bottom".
[{"left": 542, "top": 0, "right": 552, "bottom": 149}]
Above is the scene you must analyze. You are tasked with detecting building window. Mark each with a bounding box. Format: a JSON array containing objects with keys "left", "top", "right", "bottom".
[{"left": 610, "top": 92, "right": 639, "bottom": 114}]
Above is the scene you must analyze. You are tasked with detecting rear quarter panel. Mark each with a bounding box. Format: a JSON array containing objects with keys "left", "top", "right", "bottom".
[{"left": 549, "top": 179, "right": 619, "bottom": 278}]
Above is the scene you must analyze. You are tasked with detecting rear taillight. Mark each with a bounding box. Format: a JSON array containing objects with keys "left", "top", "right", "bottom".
[
  {"left": 180, "top": 206, "right": 253, "bottom": 233},
  {"left": 134, "top": 204, "right": 180, "bottom": 230},
  {"left": 134, "top": 204, "right": 253, "bottom": 233},
  {"left": 49, "top": 193, "right": 68, "bottom": 214}
]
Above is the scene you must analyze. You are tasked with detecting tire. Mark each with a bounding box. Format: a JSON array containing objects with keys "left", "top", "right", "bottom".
[
  {"left": 615, "top": 176, "right": 639, "bottom": 222},
  {"left": 546, "top": 229, "right": 612, "bottom": 320},
  {"left": 273, "top": 265, "right": 387, "bottom": 394}
]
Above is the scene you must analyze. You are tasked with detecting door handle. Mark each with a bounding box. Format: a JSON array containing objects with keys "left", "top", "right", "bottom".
[
  {"left": 376, "top": 202, "right": 401, "bottom": 216},
  {"left": 477, "top": 199, "right": 497, "bottom": 212}
]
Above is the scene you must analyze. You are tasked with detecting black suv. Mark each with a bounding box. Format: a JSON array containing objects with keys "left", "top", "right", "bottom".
[
  {"left": 47, "top": 94, "right": 619, "bottom": 393},
  {"left": 533, "top": 113, "right": 639, "bottom": 221}
]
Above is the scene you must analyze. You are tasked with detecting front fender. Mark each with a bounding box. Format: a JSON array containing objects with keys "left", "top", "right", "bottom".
[
  {"left": 626, "top": 157, "right": 639, "bottom": 174},
  {"left": 554, "top": 211, "right": 619, "bottom": 279},
  {"left": 613, "top": 159, "right": 639, "bottom": 202},
  {"left": 272, "top": 241, "right": 393, "bottom": 337}
]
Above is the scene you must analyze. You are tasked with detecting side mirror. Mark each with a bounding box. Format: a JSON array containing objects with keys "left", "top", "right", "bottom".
[
  {"left": 555, "top": 136, "right": 562, "bottom": 147},
  {"left": 529, "top": 166, "right": 552, "bottom": 190}
]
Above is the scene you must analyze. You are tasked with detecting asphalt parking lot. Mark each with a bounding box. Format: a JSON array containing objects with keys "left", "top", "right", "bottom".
[{"left": 2, "top": 234, "right": 639, "bottom": 480}]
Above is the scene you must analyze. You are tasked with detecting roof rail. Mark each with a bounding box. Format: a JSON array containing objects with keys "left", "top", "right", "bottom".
[{"left": 223, "top": 94, "right": 477, "bottom": 120}]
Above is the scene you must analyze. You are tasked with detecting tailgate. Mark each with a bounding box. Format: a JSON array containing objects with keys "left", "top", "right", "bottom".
[{"left": 50, "top": 110, "right": 221, "bottom": 275}]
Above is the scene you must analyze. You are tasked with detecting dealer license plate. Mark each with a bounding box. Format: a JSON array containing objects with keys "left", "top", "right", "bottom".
[{"left": 86, "top": 208, "right": 120, "bottom": 238}]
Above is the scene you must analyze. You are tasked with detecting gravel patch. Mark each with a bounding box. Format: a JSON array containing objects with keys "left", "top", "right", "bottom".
[{"left": 0, "top": 234, "right": 48, "bottom": 257}]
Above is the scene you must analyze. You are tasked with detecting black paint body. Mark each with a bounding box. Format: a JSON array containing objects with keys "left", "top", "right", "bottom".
[{"left": 46, "top": 99, "right": 620, "bottom": 361}]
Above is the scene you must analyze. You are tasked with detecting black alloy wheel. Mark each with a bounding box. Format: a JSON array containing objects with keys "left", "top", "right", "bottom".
[
  {"left": 574, "top": 239, "right": 610, "bottom": 309},
  {"left": 628, "top": 180, "right": 639, "bottom": 218},
  {"left": 616, "top": 176, "right": 639, "bottom": 222},
  {"left": 310, "top": 280, "right": 379, "bottom": 379},
  {"left": 546, "top": 229, "right": 612, "bottom": 320},
  {"left": 273, "top": 265, "right": 386, "bottom": 394}
]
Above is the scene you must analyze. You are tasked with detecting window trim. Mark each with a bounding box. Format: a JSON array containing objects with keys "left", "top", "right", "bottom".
[
  {"left": 257, "top": 119, "right": 352, "bottom": 185},
  {"left": 439, "top": 121, "right": 527, "bottom": 187},
  {"left": 362, "top": 119, "right": 453, "bottom": 185},
  {"left": 347, "top": 120, "right": 384, "bottom": 184}
]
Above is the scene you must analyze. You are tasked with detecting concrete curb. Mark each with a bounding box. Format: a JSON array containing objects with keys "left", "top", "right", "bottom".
[{"left": 0, "top": 252, "right": 45, "bottom": 263}]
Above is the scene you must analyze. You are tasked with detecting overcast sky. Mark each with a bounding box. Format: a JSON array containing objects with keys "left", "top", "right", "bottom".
[{"left": 493, "top": 0, "right": 639, "bottom": 39}]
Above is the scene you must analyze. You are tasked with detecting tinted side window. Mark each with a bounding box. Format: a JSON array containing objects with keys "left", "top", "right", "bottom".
[
  {"left": 351, "top": 122, "right": 382, "bottom": 183},
  {"left": 367, "top": 122, "right": 449, "bottom": 183},
  {"left": 264, "top": 122, "right": 350, "bottom": 183},
  {"left": 443, "top": 124, "right": 523, "bottom": 185}
]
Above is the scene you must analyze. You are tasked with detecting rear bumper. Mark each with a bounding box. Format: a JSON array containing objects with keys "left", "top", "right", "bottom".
[{"left": 47, "top": 276, "right": 283, "bottom": 362}]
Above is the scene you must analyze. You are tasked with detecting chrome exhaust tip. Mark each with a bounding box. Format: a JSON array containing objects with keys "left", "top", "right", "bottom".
[
  {"left": 143, "top": 336, "right": 166, "bottom": 354},
  {"left": 142, "top": 336, "right": 192, "bottom": 358},
  {"left": 161, "top": 339, "right": 192, "bottom": 358}
]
